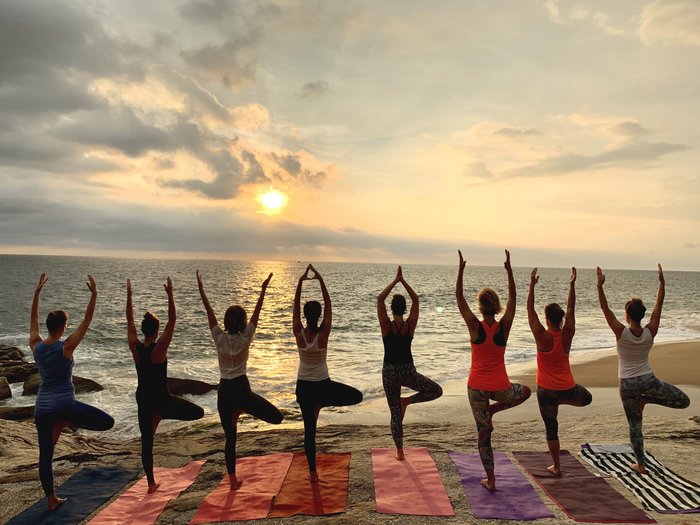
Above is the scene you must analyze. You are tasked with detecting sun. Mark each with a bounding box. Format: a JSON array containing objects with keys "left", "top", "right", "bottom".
[{"left": 257, "top": 188, "right": 288, "bottom": 216}]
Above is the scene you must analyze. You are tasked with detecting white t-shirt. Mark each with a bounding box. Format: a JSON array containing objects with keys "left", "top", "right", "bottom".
[
  {"left": 616, "top": 326, "right": 654, "bottom": 379},
  {"left": 212, "top": 323, "right": 255, "bottom": 379}
]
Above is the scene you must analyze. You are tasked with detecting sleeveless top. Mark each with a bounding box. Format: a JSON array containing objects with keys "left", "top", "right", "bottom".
[
  {"left": 382, "top": 320, "right": 413, "bottom": 366},
  {"left": 135, "top": 341, "right": 170, "bottom": 405},
  {"left": 468, "top": 321, "right": 510, "bottom": 391},
  {"left": 536, "top": 330, "right": 576, "bottom": 390},
  {"left": 212, "top": 323, "right": 255, "bottom": 379},
  {"left": 616, "top": 327, "right": 653, "bottom": 379},
  {"left": 34, "top": 340, "right": 74, "bottom": 411},
  {"left": 297, "top": 331, "right": 330, "bottom": 381}
]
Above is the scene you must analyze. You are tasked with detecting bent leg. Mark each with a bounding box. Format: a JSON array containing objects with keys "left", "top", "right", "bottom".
[
  {"left": 490, "top": 383, "right": 531, "bottom": 416},
  {"left": 383, "top": 367, "right": 404, "bottom": 451},
  {"left": 159, "top": 395, "right": 205, "bottom": 422},
  {"left": 245, "top": 391, "right": 284, "bottom": 425},
  {"left": 322, "top": 380, "right": 363, "bottom": 407},
  {"left": 402, "top": 368, "right": 443, "bottom": 405},
  {"left": 641, "top": 376, "right": 690, "bottom": 409},
  {"left": 65, "top": 400, "right": 115, "bottom": 431}
]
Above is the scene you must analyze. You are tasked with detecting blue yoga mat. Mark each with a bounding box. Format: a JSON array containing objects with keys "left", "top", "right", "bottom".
[{"left": 8, "top": 466, "right": 140, "bottom": 525}]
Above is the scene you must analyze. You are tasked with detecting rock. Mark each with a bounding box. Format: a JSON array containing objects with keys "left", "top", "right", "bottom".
[
  {"left": 0, "top": 377, "right": 11, "bottom": 400},
  {"left": 167, "top": 377, "right": 218, "bottom": 396},
  {"left": 0, "top": 345, "right": 26, "bottom": 361},
  {"left": 22, "top": 374, "right": 104, "bottom": 396},
  {"left": 0, "top": 362, "right": 37, "bottom": 383},
  {"left": 0, "top": 405, "right": 34, "bottom": 420}
]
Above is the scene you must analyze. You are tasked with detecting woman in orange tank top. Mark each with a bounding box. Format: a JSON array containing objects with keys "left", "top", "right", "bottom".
[
  {"left": 527, "top": 267, "right": 592, "bottom": 477},
  {"left": 456, "top": 249, "right": 531, "bottom": 491}
]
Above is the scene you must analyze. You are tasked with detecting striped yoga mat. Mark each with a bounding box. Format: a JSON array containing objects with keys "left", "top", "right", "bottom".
[{"left": 579, "top": 444, "right": 700, "bottom": 514}]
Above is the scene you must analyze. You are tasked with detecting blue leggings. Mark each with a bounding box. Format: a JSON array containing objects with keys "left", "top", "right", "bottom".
[{"left": 35, "top": 400, "right": 114, "bottom": 496}]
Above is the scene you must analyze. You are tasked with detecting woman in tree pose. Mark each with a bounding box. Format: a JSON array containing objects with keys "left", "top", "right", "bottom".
[
  {"left": 30, "top": 273, "right": 114, "bottom": 510},
  {"left": 197, "top": 270, "right": 283, "bottom": 490},
  {"left": 596, "top": 264, "right": 689, "bottom": 474},
  {"left": 456, "top": 250, "right": 531, "bottom": 491},
  {"left": 527, "top": 267, "right": 592, "bottom": 476},
  {"left": 127, "top": 277, "right": 204, "bottom": 493},
  {"left": 377, "top": 265, "right": 442, "bottom": 460},
  {"left": 293, "top": 264, "right": 363, "bottom": 481}
]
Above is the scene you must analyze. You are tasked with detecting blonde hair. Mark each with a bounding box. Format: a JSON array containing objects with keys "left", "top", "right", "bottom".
[{"left": 477, "top": 287, "right": 502, "bottom": 316}]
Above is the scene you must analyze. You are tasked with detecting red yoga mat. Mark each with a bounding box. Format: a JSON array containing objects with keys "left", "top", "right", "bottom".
[
  {"left": 88, "top": 460, "right": 205, "bottom": 525},
  {"left": 189, "top": 453, "right": 293, "bottom": 524},
  {"left": 268, "top": 452, "right": 351, "bottom": 517},
  {"left": 372, "top": 447, "right": 454, "bottom": 516},
  {"left": 513, "top": 451, "right": 655, "bottom": 523}
]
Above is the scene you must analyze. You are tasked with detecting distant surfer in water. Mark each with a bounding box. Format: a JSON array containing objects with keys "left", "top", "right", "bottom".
[
  {"left": 456, "top": 250, "right": 531, "bottom": 491},
  {"left": 30, "top": 273, "right": 114, "bottom": 510},
  {"left": 377, "top": 265, "right": 442, "bottom": 460},
  {"left": 196, "top": 270, "right": 283, "bottom": 490}
]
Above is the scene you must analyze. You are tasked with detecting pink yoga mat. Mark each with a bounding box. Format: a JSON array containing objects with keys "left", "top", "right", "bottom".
[
  {"left": 88, "top": 460, "right": 205, "bottom": 525},
  {"left": 372, "top": 447, "right": 454, "bottom": 516},
  {"left": 189, "top": 453, "right": 293, "bottom": 524}
]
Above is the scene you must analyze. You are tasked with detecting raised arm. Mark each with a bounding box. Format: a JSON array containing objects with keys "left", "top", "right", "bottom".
[
  {"left": 29, "top": 273, "right": 48, "bottom": 352},
  {"left": 310, "top": 264, "right": 332, "bottom": 339},
  {"left": 126, "top": 279, "right": 139, "bottom": 356},
  {"left": 152, "top": 277, "right": 175, "bottom": 362},
  {"left": 563, "top": 267, "right": 576, "bottom": 346},
  {"left": 456, "top": 250, "right": 479, "bottom": 339},
  {"left": 596, "top": 267, "right": 624, "bottom": 340},
  {"left": 646, "top": 264, "right": 665, "bottom": 338},
  {"left": 250, "top": 273, "right": 273, "bottom": 328},
  {"left": 400, "top": 268, "right": 420, "bottom": 333},
  {"left": 499, "top": 249, "right": 517, "bottom": 338},
  {"left": 527, "top": 268, "right": 546, "bottom": 346},
  {"left": 293, "top": 266, "right": 309, "bottom": 342},
  {"left": 377, "top": 268, "right": 400, "bottom": 335},
  {"left": 196, "top": 270, "right": 218, "bottom": 329},
  {"left": 63, "top": 275, "right": 98, "bottom": 358}
]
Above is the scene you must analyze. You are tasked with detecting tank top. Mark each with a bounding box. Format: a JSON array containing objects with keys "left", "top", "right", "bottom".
[
  {"left": 536, "top": 330, "right": 576, "bottom": 390},
  {"left": 382, "top": 321, "right": 413, "bottom": 365},
  {"left": 34, "top": 340, "right": 74, "bottom": 411},
  {"left": 616, "top": 327, "right": 653, "bottom": 379},
  {"left": 468, "top": 321, "right": 510, "bottom": 391},
  {"left": 135, "top": 342, "right": 170, "bottom": 404},
  {"left": 297, "top": 330, "right": 330, "bottom": 381},
  {"left": 212, "top": 323, "right": 254, "bottom": 379}
]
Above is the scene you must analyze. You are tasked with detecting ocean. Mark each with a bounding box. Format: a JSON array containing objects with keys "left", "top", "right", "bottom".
[{"left": 2, "top": 254, "right": 699, "bottom": 436}]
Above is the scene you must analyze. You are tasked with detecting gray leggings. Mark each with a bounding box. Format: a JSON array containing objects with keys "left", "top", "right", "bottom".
[{"left": 619, "top": 373, "right": 689, "bottom": 465}]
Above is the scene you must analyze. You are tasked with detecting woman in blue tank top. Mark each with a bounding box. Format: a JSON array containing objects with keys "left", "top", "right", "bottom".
[{"left": 29, "top": 273, "right": 114, "bottom": 511}]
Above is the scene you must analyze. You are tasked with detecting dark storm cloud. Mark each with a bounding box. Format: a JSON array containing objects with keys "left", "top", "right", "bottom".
[{"left": 298, "top": 81, "right": 330, "bottom": 99}]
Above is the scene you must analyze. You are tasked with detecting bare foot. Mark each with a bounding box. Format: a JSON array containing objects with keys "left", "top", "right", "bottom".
[
  {"left": 395, "top": 448, "right": 405, "bottom": 461},
  {"left": 400, "top": 397, "right": 411, "bottom": 419},
  {"left": 547, "top": 465, "right": 562, "bottom": 477},
  {"left": 309, "top": 470, "right": 319, "bottom": 482},
  {"left": 147, "top": 481, "right": 161, "bottom": 493},
  {"left": 47, "top": 496, "right": 67, "bottom": 511},
  {"left": 480, "top": 478, "right": 496, "bottom": 491},
  {"left": 229, "top": 475, "right": 243, "bottom": 491},
  {"left": 631, "top": 463, "right": 648, "bottom": 475}
]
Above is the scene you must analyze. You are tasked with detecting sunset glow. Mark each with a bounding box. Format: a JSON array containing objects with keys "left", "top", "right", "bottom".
[{"left": 257, "top": 189, "right": 288, "bottom": 216}]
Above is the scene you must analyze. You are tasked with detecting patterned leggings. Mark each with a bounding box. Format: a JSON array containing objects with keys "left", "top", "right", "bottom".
[
  {"left": 468, "top": 383, "right": 531, "bottom": 472},
  {"left": 619, "top": 373, "right": 689, "bottom": 465},
  {"left": 382, "top": 363, "right": 443, "bottom": 449},
  {"left": 537, "top": 384, "right": 592, "bottom": 441}
]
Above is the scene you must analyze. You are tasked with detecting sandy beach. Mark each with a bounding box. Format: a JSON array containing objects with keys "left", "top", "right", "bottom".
[{"left": 1, "top": 339, "right": 698, "bottom": 525}]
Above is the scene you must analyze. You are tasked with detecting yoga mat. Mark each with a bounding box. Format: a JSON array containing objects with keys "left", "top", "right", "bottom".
[
  {"left": 372, "top": 447, "right": 454, "bottom": 516},
  {"left": 580, "top": 444, "right": 700, "bottom": 514},
  {"left": 7, "top": 466, "right": 140, "bottom": 525},
  {"left": 268, "top": 452, "right": 350, "bottom": 517},
  {"left": 448, "top": 450, "right": 554, "bottom": 520},
  {"left": 88, "top": 460, "right": 205, "bottom": 525},
  {"left": 514, "top": 450, "right": 655, "bottom": 523},
  {"left": 189, "top": 453, "right": 293, "bottom": 523}
]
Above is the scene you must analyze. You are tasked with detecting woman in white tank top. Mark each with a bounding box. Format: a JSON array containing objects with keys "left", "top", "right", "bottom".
[{"left": 596, "top": 264, "right": 689, "bottom": 474}]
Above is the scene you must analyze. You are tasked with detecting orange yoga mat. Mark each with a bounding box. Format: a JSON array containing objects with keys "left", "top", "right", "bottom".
[
  {"left": 88, "top": 460, "right": 205, "bottom": 525},
  {"left": 372, "top": 447, "right": 454, "bottom": 516},
  {"left": 269, "top": 452, "right": 351, "bottom": 517},
  {"left": 189, "top": 453, "right": 294, "bottom": 524}
]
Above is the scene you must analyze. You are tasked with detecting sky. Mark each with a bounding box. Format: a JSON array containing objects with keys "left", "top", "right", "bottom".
[{"left": 0, "top": 0, "right": 699, "bottom": 270}]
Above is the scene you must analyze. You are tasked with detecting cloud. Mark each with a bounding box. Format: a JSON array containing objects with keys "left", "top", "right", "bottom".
[
  {"left": 610, "top": 121, "right": 649, "bottom": 138},
  {"left": 683, "top": 242, "right": 698, "bottom": 249},
  {"left": 639, "top": 0, "right": 700, "bottom": 47},
  {"left": 464, "top": 162, "right": 494, "bottom": 179},
  {"left": 298, "top": 80, "right": 330, "bottom": 99},
  {"left": 494, "top": 127, "right": 541, "bottom": 138},
  {"left": 180, "top": 38, "right": 258, "bottom": 88},
  {"left": 545, "top": 0, "right": 561, "bottom": 23}
]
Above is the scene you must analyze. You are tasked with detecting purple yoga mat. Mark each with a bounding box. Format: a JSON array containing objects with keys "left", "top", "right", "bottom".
[{"left": 449, "top": 450, "right": 554, "bottom": 520}]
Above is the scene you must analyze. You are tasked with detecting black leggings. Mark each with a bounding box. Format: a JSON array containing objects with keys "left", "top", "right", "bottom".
[
  {"left": 217, "top": 375, "right": 283, "bottom": 474},
  {"left": 138, "top": 395, "right": 204, "bottom": 484},
  {"left": 35, "top": 400, "right": 114, "bottom": 496},
  {"left": 537, "top": 384, "right": 592, "bottom": 441},
  {"left": 296, "top": 378, "right": 363, "bottom": 471}
]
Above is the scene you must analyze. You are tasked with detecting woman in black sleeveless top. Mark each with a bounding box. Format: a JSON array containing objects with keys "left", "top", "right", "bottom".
[
  {"left": 377, "top": 266, "right": 442, "bottom": 460},
  {"left": 126, "top": 277, "right": 204, "bottom": 493}
]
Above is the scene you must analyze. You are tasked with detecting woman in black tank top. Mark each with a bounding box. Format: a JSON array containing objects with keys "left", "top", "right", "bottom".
[
  {"left": 126, "top": 277, "right": 204, "bottom": 493},
  {"left": 377, "top": 266, "right": 442, "bottom": 460}
]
